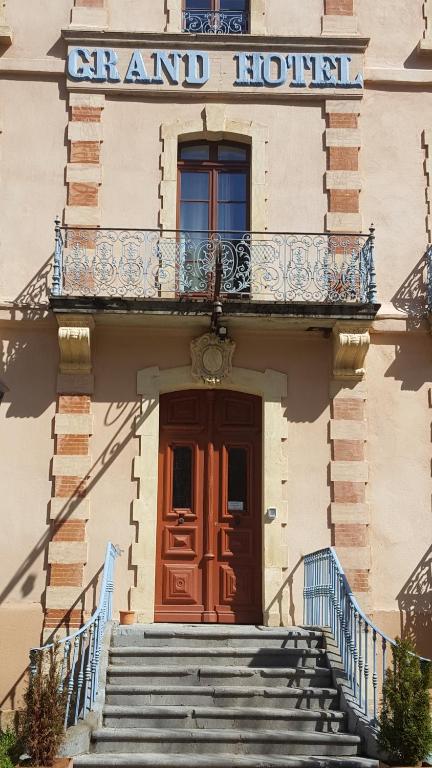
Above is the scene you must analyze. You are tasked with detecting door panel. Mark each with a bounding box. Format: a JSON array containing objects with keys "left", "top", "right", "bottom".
[{"left": 155, "top": 390, "right": 262, "bottom": 624}]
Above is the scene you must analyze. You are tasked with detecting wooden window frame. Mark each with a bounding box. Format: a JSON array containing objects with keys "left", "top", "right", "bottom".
[{"left": 177, "top": 140, "right": 251, "bottom": 235}]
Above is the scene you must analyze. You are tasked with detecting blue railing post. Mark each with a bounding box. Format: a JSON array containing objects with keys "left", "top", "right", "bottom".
[
  {"left": 52, "top": 216, "right": 63, "bottom": 296},
  {"left": 367, "top": 224, "right": 377, "bottom": 303},
  {"left": 30, "top": 542, "right": 121, "bottom": 730},
  {"left": 303, "top": 546, "right": 430, "bottom": 728}
]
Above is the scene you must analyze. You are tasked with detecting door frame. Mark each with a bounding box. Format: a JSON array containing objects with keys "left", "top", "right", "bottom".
[{"left": 131, "top": 364, "right": 288, "bottom": 627}]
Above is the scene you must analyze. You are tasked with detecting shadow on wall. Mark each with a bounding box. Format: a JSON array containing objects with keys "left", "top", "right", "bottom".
[
  {"left": 397, "top": 545, "right": 432, "bottom": 658},
  {"left": 391, "top": 250, "right": 429, "bottom": 326},
  {"left": 0, "top": 567, "right": 103, "bottom": 713},
  {"left": 264, "top": 557, "right": 303, "bottom": 627},
  {"left": 1, "top": 256, "right": 55, "bottom": 418}
]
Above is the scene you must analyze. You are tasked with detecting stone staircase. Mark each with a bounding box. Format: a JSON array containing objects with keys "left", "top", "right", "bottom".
[{"left": 74, "top": 624, "right": 378, "bottom": 768}]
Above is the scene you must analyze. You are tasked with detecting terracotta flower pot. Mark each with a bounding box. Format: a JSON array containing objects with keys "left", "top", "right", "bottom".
[{"left": 119, "top": 610, "right": 136, "bottom": 625}]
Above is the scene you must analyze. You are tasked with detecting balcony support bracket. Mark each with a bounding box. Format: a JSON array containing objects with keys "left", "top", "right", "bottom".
[
  {"left": 57, "top": 314, "right": 95, "bottom": 375},
  {"left": 332, "top": 322, "right": 370, "bottom": 380}
]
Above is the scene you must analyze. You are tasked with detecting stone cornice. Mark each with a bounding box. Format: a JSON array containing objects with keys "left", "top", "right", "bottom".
[{"left": 61, "top": 29, "right": 370, "bottom": 53}]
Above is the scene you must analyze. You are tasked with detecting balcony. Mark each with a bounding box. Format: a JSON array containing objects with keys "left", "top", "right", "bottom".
[
  {"left": 182, "top": 10, "right": 249, "bottom": 34},
  {"left": 51, "top": 227, "right": 378, "bottom": 319}
]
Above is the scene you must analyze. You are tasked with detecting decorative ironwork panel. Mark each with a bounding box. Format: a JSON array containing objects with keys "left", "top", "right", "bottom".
[
  {"left": 53, "top": 226, "right": 377, "bottom": 305},
  {"left": 182, "top": 10, "right": 248, "bottom": 34}
]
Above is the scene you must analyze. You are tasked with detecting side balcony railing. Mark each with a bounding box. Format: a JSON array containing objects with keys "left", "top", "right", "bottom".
[
  {"left": 182, "top": 10, "right": 249, "bottom": 33},
  {"left": 53, "top": 224, "right": 377, "bottom": 306},
  {"left": 304, "top": 548, "right": 431, "bottom": 727},
  {"left": 29, "top": 542, "right": 121, "bottom": 728}
]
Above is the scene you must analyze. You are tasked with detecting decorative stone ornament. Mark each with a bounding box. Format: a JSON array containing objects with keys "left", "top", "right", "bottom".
[
  {"left": 191, "top": 332, "right": 236, "bottom": 385},
  {"left": 57, "top": 314, "right": 95, "bottom": 375},
  {"left": 332, "top": 323, "right": 370, "bottom": 380}
]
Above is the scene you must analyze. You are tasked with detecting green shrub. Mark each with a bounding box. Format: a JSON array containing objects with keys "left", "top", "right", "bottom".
[
  {"left": 22, "top": 643, "right": 67, "bottom": 767},
  {"left": 378, "top": 637, "right": 432, "bottom": 766},
  {"left": 0, "top": 728, "right": 21, "bottom": 768}
]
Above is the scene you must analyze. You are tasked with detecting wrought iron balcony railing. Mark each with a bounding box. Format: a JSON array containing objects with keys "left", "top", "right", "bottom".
[
  {"left": 182, "top": 9, "right": 249, "bottom": 34},
  {"left": 52, "top": 225, "right": 377, "bottom": 306}
]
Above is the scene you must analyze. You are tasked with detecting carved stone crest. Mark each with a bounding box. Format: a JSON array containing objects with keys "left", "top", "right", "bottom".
[{"left": 191, "top": 332, "right": 235, "bottom": 385}]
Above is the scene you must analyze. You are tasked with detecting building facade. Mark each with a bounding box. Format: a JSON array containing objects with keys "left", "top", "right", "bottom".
[{"left": 1, "top": 0, "right": 432, "bottom": 720}]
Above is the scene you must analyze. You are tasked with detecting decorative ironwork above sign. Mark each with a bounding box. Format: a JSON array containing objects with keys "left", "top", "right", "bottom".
[
  {"left": 67, "top": 46, "right": 364, "bottom": 93},
  {"left": 191, "top": 332, "right": 236, "bottom": 385}
]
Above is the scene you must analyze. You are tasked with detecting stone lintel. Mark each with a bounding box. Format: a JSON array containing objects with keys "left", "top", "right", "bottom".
[{"left": 57, "top": 373, "right": 95, "bottom": 395}]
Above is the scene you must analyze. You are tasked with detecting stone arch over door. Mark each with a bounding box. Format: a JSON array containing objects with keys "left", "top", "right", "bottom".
[
  {"left": 130, "top": 365, "right": 289, "bottom": 626},
  {"left": 165, "top": 0, "right": 266, "bottom": 34},
  {"left": 160, "top": 105, "right": 268, "bottom": 232}
]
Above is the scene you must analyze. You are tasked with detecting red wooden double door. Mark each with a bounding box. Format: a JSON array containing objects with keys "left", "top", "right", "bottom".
[{"left": 155, "top": 389, "right": 262, "bottom": 624}]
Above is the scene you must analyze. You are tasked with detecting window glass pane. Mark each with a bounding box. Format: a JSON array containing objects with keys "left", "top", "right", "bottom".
[
  {"left": 180, "top": 171, "right": 210, "bottom": 201},
  {"left": 220, "top": 0, "right": 248, "bottom": 11},
  {"left": 185, "top": 0, "right": 212, "bottom": 9},
  {"left": 172, "top": 446, "right": 193, "bottom": 509},
  {"left": 228, "top": 447, "right": 247, "bottom": 512},
  {"left": 218, "top": 144, "right": 247, "bottom": 162},
  {"left": 180, "top": 201, "right": 209, "bottom": 232},
  {"left": 218, "top": 172, "right": 247, "bottom": 202},
  {"left": 218, "top": 203, "right": 247, "bottom": 233},
  {"left": 180, "top": 145, "right": 210, "bottom": 161}
]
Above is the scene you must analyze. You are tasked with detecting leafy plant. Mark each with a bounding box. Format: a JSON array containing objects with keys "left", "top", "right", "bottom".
[
  {"left": 22, "top": 643, "right": 67, "bottom": 766},
  {"left": 0, "top": 728, "right": 21, "bottom": 768},
  {"left": 378, "top": 637, "right": 432, "bottom": 766}
]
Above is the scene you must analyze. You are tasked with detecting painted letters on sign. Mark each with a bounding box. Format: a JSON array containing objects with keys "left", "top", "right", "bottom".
[{"left": 67, "top": 47, "right": 363, "bottom": 90}]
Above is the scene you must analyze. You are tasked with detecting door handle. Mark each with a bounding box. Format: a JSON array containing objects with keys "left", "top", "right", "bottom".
[{"left": 178, "top": 516, "right": 185, "bottom": 525}]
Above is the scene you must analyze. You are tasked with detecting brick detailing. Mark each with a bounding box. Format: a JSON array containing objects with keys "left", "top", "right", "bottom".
[
  {"left": 324, "top": 0, "right": 353, "bottom": 14},
  {"left": 68, "top": 182, "right": 99, "bottom": 207},
  {"left": 328, "top": 189, "right": 359, "bottom": 214},
  {"left": 53, "top": 520, "right": 86, "bottom": 542},
  {"left": 65, "top": 93, "right": 104, "bottom": 229},
  {"left": 45, "top": 609, "right": 83, "bottom": 629},
  {"left": 345, "top": 569, "right": 370, "bottom": 592},
  {"left": 330, "top": 383, "right": 370, "bottom": 598},
  {"left": 333, "top": 439, "right": 365, "bottom": 461},
  {"left": 50, "top": 564, "right": 84, "bottom": 587},
  {"left": 333, "top": 481, "right": 365, "bottom": 503},
  {"left": 71, "top": 106, "right": 103, "bottom": 122},
  {"left": 45, "top": 387, "right": 92, "bottom": 634},
  {"left": 327, "top": 114, "right": 358, "bottom": 129},
  {"left": 58, "top": 395, "right": 91, "bottom": 414},
  {"left": 54, "top": 476, "right": 88, "bottom": 498},
  {"left": 70, "top": 141, "right": 101, "bottom": 165},
  {"left": 332, "top": 398, "right": 365, "bottom": 421},
  {"left": 57, "top": 434, "right": 89, "bottom": 455},
  {"left": 325, "top": 102, "right": 361, "bottom": 232},
  {"left": 328, "top": 147, "right": 359, "bottom": 172},
  {"left": 333, "top": 524, "right": 368, "bottom": 547}
]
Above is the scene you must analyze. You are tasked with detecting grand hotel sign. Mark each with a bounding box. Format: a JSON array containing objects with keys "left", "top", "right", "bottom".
[{"left": 66, "top": 46, "right": 364, "bottom": 94}]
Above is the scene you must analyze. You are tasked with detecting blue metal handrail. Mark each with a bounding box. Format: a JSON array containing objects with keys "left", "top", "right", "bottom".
[
  {"left": 30, "top": 542, "right": 121, "bottom": 728},
  {"left": 304, "top": 547, "right": 430, "bottom": 726}
]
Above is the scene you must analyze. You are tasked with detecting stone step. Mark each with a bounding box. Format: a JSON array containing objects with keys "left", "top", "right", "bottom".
[
  {"left": 109, "top": 646, "right": 327, "bottom": 669},
  {"left": 112, "top": 625, "right": 324, "bottom": 650},
  {"left": 104, "top": 684, "right": 340, "bottom": 710},
  {"left": 91, "top": 727, "right": 362, "bottom": 757},
  {"left": 106, "top": 665, "right": 332, "bottom": 688},
  {"left": 103, "top": 705, "right": 346, "bottom": 733},
  {"left": 76, "top": 754, "right": 377, "bottom": 768}
]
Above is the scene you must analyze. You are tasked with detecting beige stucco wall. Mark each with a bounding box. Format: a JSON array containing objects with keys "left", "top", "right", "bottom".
[{"left": 1, "top": 0, "right": 432, "bottom": 712}]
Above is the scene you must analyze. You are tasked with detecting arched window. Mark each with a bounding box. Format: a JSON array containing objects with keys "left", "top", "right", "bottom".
[
  {"left": 183, "top": 0, "right": 249, "bottom": 34},
  {"left": 177, "top": 140, "right": 251, "bottom": 295}
]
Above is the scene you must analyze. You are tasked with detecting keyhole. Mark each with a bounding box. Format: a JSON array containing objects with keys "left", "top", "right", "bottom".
[{"left": 178, "top": 516, "right": 185, "bottom": 525}]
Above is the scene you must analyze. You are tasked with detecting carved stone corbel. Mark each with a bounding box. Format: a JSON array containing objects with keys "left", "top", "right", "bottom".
[
  {"left": 0, "top": 1, "right": 12, "bottom": 46},
  {"left": 332, "top": 323, "right": 370, "bottom": 380},
  {"left": 57, "top": 315, "right": 95, "bottom": 375},
  {"left": 191, "top": 332, "right": 235, "bottom": 385}
]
